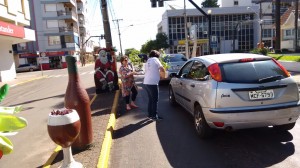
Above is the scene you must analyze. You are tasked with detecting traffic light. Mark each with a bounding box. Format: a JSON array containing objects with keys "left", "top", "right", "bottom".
[{"left": 151, "top": 0, "right": 157, "bottom": 8}]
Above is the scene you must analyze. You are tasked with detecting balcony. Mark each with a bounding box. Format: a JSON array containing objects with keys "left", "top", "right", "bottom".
[
  {"left": 59, "top": 26, "right": 78, "bottom": 33},
  {"left": 56, "top": 10, "right": 78, "bottom": 21},
  {"left": 41, "top": 0, "right": 76, "bottom": 7}
]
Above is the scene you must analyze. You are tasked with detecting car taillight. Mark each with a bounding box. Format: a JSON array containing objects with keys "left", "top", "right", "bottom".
[
  {"left": 271, "top": 58, "right": 290, "bottom": 77},
  {"left": 208, "top": 63, "right": 222, "bottom": 82},
  {"left": 239, "top": 58, "right": 255, "bottom": 62}
]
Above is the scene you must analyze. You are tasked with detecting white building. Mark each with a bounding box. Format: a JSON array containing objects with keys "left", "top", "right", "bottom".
[{"left": 0, "top": 0, "right": 36, "bottom": 82}]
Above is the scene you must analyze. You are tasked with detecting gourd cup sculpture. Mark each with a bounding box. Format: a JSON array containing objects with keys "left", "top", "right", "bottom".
[{"left": 47, "top": 108, "right": 82, "bottom": 168}]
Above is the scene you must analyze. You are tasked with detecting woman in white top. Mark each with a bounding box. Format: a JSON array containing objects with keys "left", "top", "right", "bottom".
[{"left": 143, "top": 50, "right": 165, "bottom": 120}]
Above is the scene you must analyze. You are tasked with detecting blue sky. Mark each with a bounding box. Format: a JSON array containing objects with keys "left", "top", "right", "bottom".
[{"left": 89, "top": 0, "right": 221, "bottom": 54}]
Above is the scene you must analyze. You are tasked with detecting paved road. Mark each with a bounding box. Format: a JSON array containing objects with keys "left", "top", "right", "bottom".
[{"left": 109, "top": 74, "right": 300, "bottom": 168}]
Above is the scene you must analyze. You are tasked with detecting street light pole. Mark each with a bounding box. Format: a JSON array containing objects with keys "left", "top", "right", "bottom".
[
  {"left": 113, "top": 19, "right": 123, "bottom": 56},
  {"left": 247, "top": 6, "right": 263, "bottom": 49},
  {"left": 36, "top": 51, "right": 43, "bottom": 76}
]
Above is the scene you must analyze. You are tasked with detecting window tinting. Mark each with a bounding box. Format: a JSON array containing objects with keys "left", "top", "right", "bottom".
[{"left": 220, "top": 60, "right": 287, "bottom": 83}]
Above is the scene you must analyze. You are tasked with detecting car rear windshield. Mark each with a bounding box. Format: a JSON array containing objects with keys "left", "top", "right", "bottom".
[
  {"left": 164, "top": 54, "right": 187, "bottom": 62},
  {"left": 220, "top": 60, "right": 288, "bottom": 83}
]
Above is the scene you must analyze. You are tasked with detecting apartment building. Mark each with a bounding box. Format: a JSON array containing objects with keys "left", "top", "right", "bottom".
[
  {"left": 15, "top": 0, "right": 92, "bottom": 70},
  {"left": 0, "top": 0, "right": 36, "bottom": 82}
]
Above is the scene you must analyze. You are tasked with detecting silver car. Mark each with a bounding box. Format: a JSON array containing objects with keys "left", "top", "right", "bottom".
[
  {"left": 161, "top": 54, "right": 187, "bottom": 81},
  {"left": 16, "top": 64, "right": 39, "bottom": 72},
  {"left": 169, "top": 53, "right": 300, "bottom": 138}
]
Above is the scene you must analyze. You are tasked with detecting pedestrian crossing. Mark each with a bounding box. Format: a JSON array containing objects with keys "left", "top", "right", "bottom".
[{"left": 46, "top": 71, "right": 95, "bottom": 78}]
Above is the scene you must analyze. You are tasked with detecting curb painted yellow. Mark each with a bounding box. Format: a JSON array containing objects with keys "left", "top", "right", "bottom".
[
  {"left": 42, "top": 93, "right": 98, "bottom": 168},
  {"left": 42, "top": 146, "right": 62, "bottom": 168},
  {"left": 97, "top": 90, "right": 119, "bottom": 168}
]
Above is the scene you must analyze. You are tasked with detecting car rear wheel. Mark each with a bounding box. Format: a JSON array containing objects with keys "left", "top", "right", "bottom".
[
  {"left": 194, "top": 104, "right": 212, "bottom": 139},
  {"left": 273, "top": 122, "right": 296, "bottom": 131},
  {"left": 169, "top": 86, "right": 177, "bottom": 106}
]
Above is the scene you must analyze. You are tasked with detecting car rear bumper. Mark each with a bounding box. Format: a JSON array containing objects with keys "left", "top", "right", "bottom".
[{"left": 203, "top": 104, "right": 300, "bottom": 130}]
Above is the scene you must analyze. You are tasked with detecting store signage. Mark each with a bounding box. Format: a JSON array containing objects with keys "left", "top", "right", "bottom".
[
  {"left": 178, "top": 39, "right": 208, "bottom": 45},
  {"left": 19, "top": 53, "right": 38, "bottom": 58},
  {"left": 0, "top": 20, "right": 25, "bottom": 38}
]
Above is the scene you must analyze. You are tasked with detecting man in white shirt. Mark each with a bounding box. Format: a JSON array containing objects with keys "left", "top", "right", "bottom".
[{"left": 143, "top": 50, "right": 166, "bottom": 121}]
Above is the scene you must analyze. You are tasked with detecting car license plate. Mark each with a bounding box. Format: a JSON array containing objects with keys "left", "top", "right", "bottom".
[{"left": 249, "top": 90, "right": 274, "bottom": 100}]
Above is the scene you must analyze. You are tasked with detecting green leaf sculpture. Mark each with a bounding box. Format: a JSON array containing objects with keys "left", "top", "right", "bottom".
[{"left": 0, "top": 84, "right": 27, "bottom": 158}]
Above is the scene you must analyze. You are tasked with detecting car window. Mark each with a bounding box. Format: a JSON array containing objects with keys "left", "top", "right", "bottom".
[
  {"left": 178, "top": 61, "right": 193, "bottom": 77},
  {"left": 164, "top": 54, "right": 187, "bottom": 62},
  {"left": 220, "top": 60, "right": 288, "bottom": 83},
  {"left": 188, "top": 61, "right": 208, "bottom": 80}
]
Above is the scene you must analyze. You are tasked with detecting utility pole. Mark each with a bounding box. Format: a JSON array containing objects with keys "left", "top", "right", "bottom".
[
  {"left": 184, "top": 0, "right": 189, "bottom": 58},
  {"left": 113, "top": 19, "right": 123, "bottom": 56},
  {"left": 294, "top": 0, "right": 298, "bottom": 52},
  {"left": 275, "top": 0, "right": 281, "bottom": 53},
  {"left": 100, "top": 0, "right": 113, "bottom": 50}
]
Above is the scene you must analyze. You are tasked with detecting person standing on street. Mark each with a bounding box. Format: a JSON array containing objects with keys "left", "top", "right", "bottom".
[
  {"left": 119, "top": 55, "right": 139, "bottom": 111},
  {"left": 143, "top": 50, "right": 166, "bottom": 121}
]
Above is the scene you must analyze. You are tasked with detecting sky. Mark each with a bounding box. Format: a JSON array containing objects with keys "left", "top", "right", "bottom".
[{"left": 88, "top": 0, "right": 221, "bottom": 54}]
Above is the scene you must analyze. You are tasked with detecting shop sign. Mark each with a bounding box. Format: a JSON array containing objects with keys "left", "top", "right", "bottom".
[
  {"left": 178, "top": 39, "right": 208, "bottom": 45},
  {"left": 0, "top": 20, "right": 25, "bottom": 38},
  {"left": 19, "top": 53, "right": 38, "bottom": 58},
  {"left": 38, "top": 57, "right": 49, "bottom": 64},
  {"left": 45, "top": 51, "right": 65, "bottom": 57}
]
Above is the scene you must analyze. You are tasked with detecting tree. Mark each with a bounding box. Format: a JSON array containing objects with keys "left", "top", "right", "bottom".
[
  {"left": 155, "top": 32, "right": 170, "bottom": 50},
  {"left": 125, "top": 48, "right": 138, "bottom": 56},
  {"left": 140, "top": 32, "right": 169, "bottom": 54},
  {"left": 201, "top": 0, "right": 219, "bottom": 8}
]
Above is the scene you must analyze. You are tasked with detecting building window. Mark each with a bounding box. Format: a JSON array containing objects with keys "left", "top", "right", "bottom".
[
  {"left": 234, "top": 1, "right": 238, "bottom": 6},
  {"left": 45, "top": 4, "right": 57, "bottom": 12},
  {"left": 46, "top": 20, "right": 58, "bottom": 28},
  {"left": 48, "top": 36, "right": 60, "bottom": 45},
  {"left": 64, "top": 35, "right": 74, "bottom": 43}
]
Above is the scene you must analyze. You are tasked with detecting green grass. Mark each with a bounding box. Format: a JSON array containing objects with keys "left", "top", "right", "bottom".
[{"left": 268, "top": 53, "right": 300, "bottom": 62}]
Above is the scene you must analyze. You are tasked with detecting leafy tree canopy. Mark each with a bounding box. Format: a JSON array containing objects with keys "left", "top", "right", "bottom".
[
  {"left": 201, "top": 0, "right": 219, "bottom": 8},
  {"left": 140, "top": 32, "right": 169, "bottom": 54}
]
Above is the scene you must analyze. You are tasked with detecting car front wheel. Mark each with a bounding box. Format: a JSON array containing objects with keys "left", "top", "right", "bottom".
[{"left": 194, "top": 104, "right": 212, "bottom": 139}]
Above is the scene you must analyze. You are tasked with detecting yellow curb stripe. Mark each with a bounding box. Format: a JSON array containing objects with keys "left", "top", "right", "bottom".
[
  {"left": 97, "top": 90, "right": 119, "bottom": 168},
  {"left": 42, "top": 146, "right": 62, "bottom": 168}
]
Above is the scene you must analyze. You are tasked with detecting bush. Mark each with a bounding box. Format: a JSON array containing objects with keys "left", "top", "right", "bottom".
[{"left": 250, "top": 48, "right": 268, "bottom": 55}]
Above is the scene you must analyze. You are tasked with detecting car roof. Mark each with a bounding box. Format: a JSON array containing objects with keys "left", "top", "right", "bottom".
[{"left": 192, "top": 53, "right": 271, "bottom": 64}]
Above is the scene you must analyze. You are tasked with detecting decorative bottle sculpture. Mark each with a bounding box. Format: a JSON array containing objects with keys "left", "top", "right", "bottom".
[{"left": 65, "top": 55, "right": 93, "bottom": 149}]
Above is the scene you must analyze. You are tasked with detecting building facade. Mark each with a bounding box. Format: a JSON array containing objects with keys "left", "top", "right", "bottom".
[
  {"left": 0, "top": 0, "right": 36, "bottom": 82},
  {"left": 159, "top": 0, "right": 296, "bottom": 56},
  {"left": 15, "top": 0, "right": 93, "bottom": 70},
  {"left": 160, "top": 6, "right": 261, "bottom": 55}
]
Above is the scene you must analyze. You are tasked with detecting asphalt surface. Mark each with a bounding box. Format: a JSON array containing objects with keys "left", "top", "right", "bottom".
[{"left": 0, "top": 63, "right": 299, "bottom": 167}]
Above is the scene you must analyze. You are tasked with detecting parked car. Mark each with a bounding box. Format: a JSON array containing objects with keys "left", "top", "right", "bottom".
[
  {"left": 161, "top": 54, "right": 187, "bottom": 81},
  {"left": 138, "top": 54, "right": 148, "bottom": 63},
  {"left": 16, "top": 64, "right": 39, "bottom": 72},
  {"left": 169, "top": 53, "right": 300, "bottom": 138}
]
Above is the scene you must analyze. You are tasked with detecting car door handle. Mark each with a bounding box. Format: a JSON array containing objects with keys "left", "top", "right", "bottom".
[{"left": 190, "top": 84, "right": 195, "bottom": 88}]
